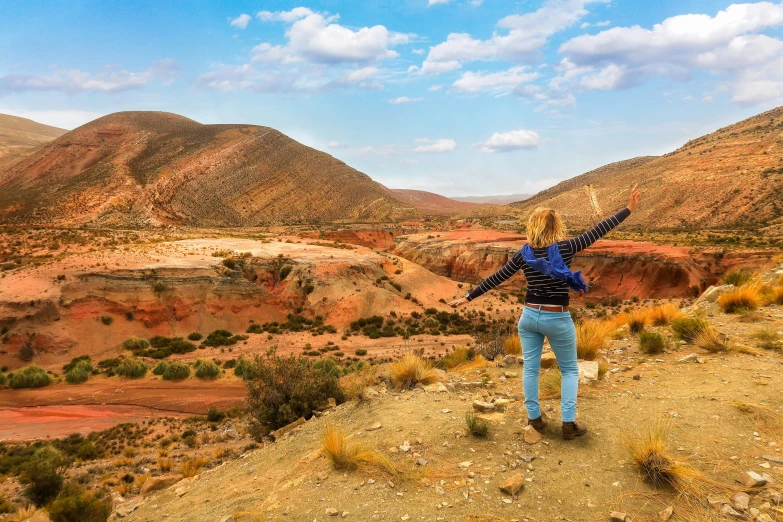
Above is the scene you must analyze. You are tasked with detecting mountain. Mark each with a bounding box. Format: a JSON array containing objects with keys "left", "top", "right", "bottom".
[
  {"left": 0, "top": 111, "right": 417, "bottom": 227},
  {"left": 509, "top": 107, "right": 783, "bottom": 232},
  {"left": 389, "top": 189, "right": 490, "bottom": 212},
  {"left": 451, "top": 193, "right": 531, "bottom": 205},
  {"left": 0, "top": 113, "right": 66, "bottom": 169}
]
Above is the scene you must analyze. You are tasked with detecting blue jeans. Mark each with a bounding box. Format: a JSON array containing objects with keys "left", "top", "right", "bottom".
[{"left": 518, "top": 307, "right": 579, "bottom": 422}]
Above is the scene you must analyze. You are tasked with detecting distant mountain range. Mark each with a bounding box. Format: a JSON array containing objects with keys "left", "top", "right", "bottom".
[{"left": 451, "top": 194, "right": 531, "bottom": 205}]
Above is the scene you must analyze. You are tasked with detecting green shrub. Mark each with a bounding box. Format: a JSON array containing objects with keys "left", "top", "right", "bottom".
[
  {"left": 355, "top": 349, "right": 368, "bottom": 356},
  {"left": 122, "top": 337, "right": 149, "bottom": 351},
  {"left": 313, "top": 357, "right": 342, "bottom": 379},
  {"left": 163, "top": 362, "right": 190, "bottom": 381},
  {"left": 188, "top": 332, "right": 203, "bottom": 341},
  {"left": 234, "top": 358, "right": 252, "bottom": 378},
  {"left": 0, "top": 494, "right": 14, "bottom": 514},
  {"left": 721, "top": 267, "right": 753, "bottom": 287},
  {"left": 194, "top": 360, "right": 220, "bottom": 380},
  {"left": 153, "top": 361, "right": 169, "bottom": 376},
  {"left": 20, "top": 446, "right": 65, "bottom": 507},
  {"left": 10, "top": 365, "right": 51, "bottom": 389},
  {"left": 114, "top": 358, "right": 148, "bottom": 379},
  {"left": 48, "top": 482, "right": 111, "bottom": 522},
  {"left": 207, "top": 408, "right": 225, "bottom": 423},
  {"left": 754, "top": 329, "right": 782, "bottom": 351},
  {"left": 671, "top": 317, "right": 707, "bottom": 343},
  {"left": 279, "top": 265, "right": 293, "bottom": 280},
  {"left": 63, "top": 355, "right": 92, "bottom": 373},
  {"left": 99, "top": 315, "right": 113, "bottom": 326},
  {"left": 244, "top": 354, "right": 344, "bottom": 432},
  {"left": 65, "top": 365, "right": 90, "bottom": 384},
  {"left": 466, "top": 413, "right": 489, "bottom": 438},
  {"left": 202, "top": 330, "right": 247, "bottom": 347},
  {"left": 639, "top": 331, "right": 667, "bottom": 354}
]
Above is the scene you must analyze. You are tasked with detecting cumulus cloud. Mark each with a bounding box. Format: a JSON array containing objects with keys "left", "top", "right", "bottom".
[
  {"left": 328, "top": 140, "right": 349, "bottom": 148},
  {"left": 453, "top": 65, "right": 538, "bottom": 93},
  {"left": 257, "top": 7, "right": 314, "bottom": 22},
  {"left": 428, "top": 0, "right": 451, "bottom": 5},
  {"left": 389, "top": 96, "right": 423, "bottom": 103},
  {"left": 413, "top": 138, "right": 457, "bottom": 153},
  {"left": 230, "top": 14, "right": 251, "bottom": 29},
  {"left": 558, "top": 1, "right": 783, "bottom": 105},
  {"left": 475, "top": 129, "right": 540, "bottom": 153},
  {"left": 417, "top": 0, "right": 608, "bottom": 74},
  {"left": 0, "top": 59, "right": 179, "bottom": 94}
]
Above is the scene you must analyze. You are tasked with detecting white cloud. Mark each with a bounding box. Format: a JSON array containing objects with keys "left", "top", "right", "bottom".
[
  {"left": 257, "top": 7, "right": 314, "bottom": 22},
  {"left": 328, "top": 140, "right": 349, "bottom": 148},
  {"left": 413, "top": 138, "right": 457, "bottom": 153},
  {"left": 0, "top": 59, "right": 179, "bottom": 94},
  {"left": 558, "top": 1, "right": 783, "bottom": 105},
  {"left": 476, "top": 129, "right": 540, "bottom": 153},
  {"left": 580, "top": 20, "right": 610, "bottom": 28},
  {"left": 230, "top": 14, "right": 251, "bottom": 29},
  {"left": 389, "top": 96, "right": 423, "bottom": 103},
  {"left": 412, "top": 48, "right": 425, "bottom": 55},
  {"left": 428, "top": 0, "right": 451, "bottom": 5},
  {"left": 0, "top": 107, "right": 104, "bottom": 130},
  {"left": 429, "top": 84, "right": 444, "bottom": 91},
  {"left": 418, "top": 0, "right": 609, "bottom": 74},
  {"left": 453, "top": 65, "right": 538, "bottom": 93}
]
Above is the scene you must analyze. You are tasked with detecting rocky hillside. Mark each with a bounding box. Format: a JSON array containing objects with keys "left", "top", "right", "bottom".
[
  {"left": 0, "top": 113, "right": 65, "bottom": 169},
  {"left": 389, "top": 189, "right": 489, "bottom": 212},
  {"left": 509, "top": 107, "right": 783, "bottom": 233},
  {"left": 0, "top": 111, "right": 417, "bottom": 227}
]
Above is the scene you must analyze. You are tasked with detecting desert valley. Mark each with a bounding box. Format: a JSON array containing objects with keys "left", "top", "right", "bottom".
[{"left": 0, "top": 104, "right": 780, "bottom": 522}]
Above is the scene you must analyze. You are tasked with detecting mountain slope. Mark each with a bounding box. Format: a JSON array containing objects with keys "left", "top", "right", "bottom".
[
  {"left": 389, "top": 189, "right": 490, "bottom": 212},
  {"left": 452, "top": 193, "right": 531, "bottom": 205},
  {"left": 0, "top": 111, "right": 416, "bottom": 227},
  {"left": 0, "top": 113, "right": 66, "bottom": 168},
  {"left": 509, "top": 107, "right": 783, "bottom": 232}
]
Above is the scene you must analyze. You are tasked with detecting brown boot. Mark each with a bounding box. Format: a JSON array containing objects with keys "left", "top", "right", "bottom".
[
  {"left": 562, "top": 421, "right": 588, "bottom": 440},
  {"left": 527, "top": 415, "right": 547, "bottom": 432}
]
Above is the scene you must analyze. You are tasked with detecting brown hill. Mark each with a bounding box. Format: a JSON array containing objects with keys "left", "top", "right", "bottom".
[
  {"left": 389, "top": 188, "right": 490, "bottom": 212},
  {"left": 509, "top": 106, "right": 783, "bottom": 233},
  {"left": 452, "top": 193, "right": 531, "bottom": 205},
  {"left": 0, "top": 113, "right": 66, "bottom": 169},
  {"left": 0, "top": 111, "right": 416, "bottom": 227}
]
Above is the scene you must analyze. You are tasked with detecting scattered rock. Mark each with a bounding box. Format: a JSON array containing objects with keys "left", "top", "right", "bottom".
[
  {"left": 140, "top": 476, "right": 181, "bottom": 497},
  {"left": 732, "top": 491, "right": 750, "bottom": 511},
  {"left": 763, "top": 454, "right": 783, "bottom": 464},
  {"left": 761, "top": 490, "right": 783, "bottom": 505},
  {"left": 365, "top": 422, "right": 382, "bottom": 431},
  {"left": 115, "top": 498, "right": 144, "bottom": 518},
  {"left": 721, "top": 504, "right": 745, "bottom": 519},
  {"left": 499, "top": 473, "right": 524, "bottom": 495},
  {"left": 736, "top": 470, "right": 772, "bottom": 487},
  {"left": 423, "top": 382, "right": 449, "bottom": 393},
  {"left": 325, "top": 508, "right": 339, "bottom": 516},
  {"left": 473, "top": 400, "right": 495, "bottom": 413},
  {"left": 610, "top": 511, "right": 629, "bottom": 522},
  {"left": 493, "top": 398, "right": 510, "bottom": 411},
  {"left": 416, "top": 458, "right": 429, "bottom": 466},
  {"left": 271, "top": 416, "right": 306, "bottom": 440},
  {"left": 676, "top": 353, "right": 704, "bottom": 364},
  {"left": 578, "top": 361, "right": 599, "bottom": 382},
  {"left": 218, "top": 516, "right": 235, "bottom": 522},
  {"left": 399, "top": 441, "right": 411, "bottom": 452},
  {"left": 523, "top": 425, "right": 542, "bottom": 444},
  {"left": 499, "top": 355, "right": 519, "bottom": 367},
  {"left": 658, "top": 506, "right": 673, "bottom": 521}
]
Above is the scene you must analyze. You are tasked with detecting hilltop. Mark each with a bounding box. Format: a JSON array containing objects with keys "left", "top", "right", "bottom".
[
  {"left": 508, "top": 107, "right": 783, "bottom": 233},
  {"left": 0, "top": 113, "right": 65, "bottom": 169},
  {"left": 0, "top": 112, "right": 417, "bottom": 227},
  {"left": 389, "top": 189, "right": 490, "bottom": 212}
]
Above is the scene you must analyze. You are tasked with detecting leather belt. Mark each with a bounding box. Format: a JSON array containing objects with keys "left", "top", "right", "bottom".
[{"left": 525, "top": 304, "right": 569, "bottom": 312}]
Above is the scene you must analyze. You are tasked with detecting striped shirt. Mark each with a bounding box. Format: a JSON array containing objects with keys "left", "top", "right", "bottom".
[{"left": 466, "top": 208, "right": 631, "bottom": 306}]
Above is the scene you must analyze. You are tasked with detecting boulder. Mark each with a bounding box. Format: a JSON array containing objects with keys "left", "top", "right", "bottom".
[
  {"left": 472, "top": 400, "right": 495, "bottom": 413},
  {"left": 736, "top": 470, "right": 772, "bottom": 487},
  {"left": 423, "top": 382, "right": 449, "bottom": 393},
  {"left": 492, "top": 398, "right": 511, "bottom": 411},
  {"left": 658, "top": 506, "right": 673, "bottom": 521},
  {"left": 578, "top": 360, "right": 599, "bottom": 383},
  {"left": 610, "top": 512, "right": 629, "bottom": 522},
  {"left": 271, "top": 416, "right": 306, "bottom": 441},
  {"left": 523, "top": 425, "right": 542, "bottom": 444},
  {"left": 732, "top": 491, "right": 750, "bottom": 511},
  {"left": 499, "top": 473, "right": 524, "bottom": 495},
  {"left": 676, "top": 353, "right": 704, "bottom": 364}
]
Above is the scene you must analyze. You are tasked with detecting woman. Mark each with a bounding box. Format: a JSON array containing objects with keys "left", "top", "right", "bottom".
[{"left": 449, "top": 185, "right": 641, "bottom": 440}]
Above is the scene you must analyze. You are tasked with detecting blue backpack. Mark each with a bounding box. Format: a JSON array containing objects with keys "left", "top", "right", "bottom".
[{"left": 520, "top": 243, "right": 589, "bottom": 293}]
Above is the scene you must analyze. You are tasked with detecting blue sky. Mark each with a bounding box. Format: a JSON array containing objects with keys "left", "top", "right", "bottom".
[{"left": 2, "top": 0, "right": 783, "bottom": 196}]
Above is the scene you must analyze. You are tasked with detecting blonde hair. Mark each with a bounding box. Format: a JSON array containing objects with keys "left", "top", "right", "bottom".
[{"left": 526, "top": 207, "right": 565, "bottom": 248}]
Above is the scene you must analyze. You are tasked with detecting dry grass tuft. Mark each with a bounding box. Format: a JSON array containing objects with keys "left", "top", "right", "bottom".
[
  {"left": 717, "top": 285, "right": 762, "bottom": 313},
  {"left": 440, "top": 345, "right": 474, "bottom": 369},
  {"left": 181, "top": 457, "right": 209, "bottom": 478},
  {"left": 8, "top": 506, "right": 38, "bottom": 522},
  {"left": 448, "top": 355, "right": 491, "bottom": 373},
  {"left": 648, "top": 304, "right": 685, "bottom": 326},
  {"left": 576, "top": 320, "right": 612, "bottom": 360},
  {"left": 694, "top": 325, "right": 730, "bottom": 353},
  {"left": 387, "top": 352, "right": 443, "bottom": 389},
  {"left": 775, "top": 286, "right": 783, "bottom": 305},
  {"left": 465, "top": 413, "right": 489, "bottom": 438},
  {"left": 627, "top": 310, "right": 648, "bottom": 334},
  {"left": 539, "top": 370, "right": 561, "bottom": 398},
  {"left": 321, "top": 424, "right": 396, "bottom": 475},
  {"left": 502, "top": 335, "right": 521, "bottom": 355},
  {"left": 732, "top": 401, "right": 783, "bottom": 433},
  {"left": 341, "top": 364, "right": 379, "bottom": 401},
  {"left": 157, "top": 457, "right": 172, "bottom": 472}
]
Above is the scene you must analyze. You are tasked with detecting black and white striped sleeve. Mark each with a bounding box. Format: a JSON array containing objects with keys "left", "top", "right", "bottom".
[
  {"left": 565, "top": 207, "right": 631, "bottom": 254},
  {"left": 466, "top": 251, "right": 525, "bottom": 301}
]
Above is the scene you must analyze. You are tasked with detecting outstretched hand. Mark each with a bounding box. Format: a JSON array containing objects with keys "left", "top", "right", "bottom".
[
  {"left": 628, "top": 183, "right": 641, "bottom": 212},
  {"left": 448, "top": 297, "right": 468, "bottom": 308}
]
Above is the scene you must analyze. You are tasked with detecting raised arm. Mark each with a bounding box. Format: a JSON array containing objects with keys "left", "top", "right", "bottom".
[
  {"left": 448, "top": 251, "right": 526, "bottom": 306},
  {"left": 565, "top": 184, "right": 640, "bottom": 254}
]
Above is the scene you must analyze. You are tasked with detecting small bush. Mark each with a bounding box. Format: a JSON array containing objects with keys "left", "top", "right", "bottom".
[
  {"left": 754, "top": 329, "right": 782, "bottom": 351},
  {"left": 670, "top": 317, "right": 707, "bottom": 343},
  {"left": 721, "top": 267, "right": 754, "bottom": 287},
  {"left": 576, "top": 321, "right": 611, "bottom": 360},
  {"left": 355, "top": 349, "right": 368, "bottom": 356},
  {"left": 465, "top": 413, "right": 489, "bottom": 438},
  {"left": 153, "top": 361, "right": 168, "bottom": 375},
  {"left": 388, "top": 352, "right": 443, "bottom": 390},
  {"left": 202, "top": 329, "right": 246, "bottom": 348},
  {"left": 188, "top": 332, "right": 203, "bottom": 341},
  {"left": 503, "top": 335, "right": 521, "bottom": 355},
  {"left": 321, "top": 425, "right": 395, "bottom": 474},
  {"left": 234, "top": 357, "right": 252, "bottom": 378},
  {"left": 639, "top": 331, "right": 667, "bottom": 354},
  {"left": 279, "top": 265, "right": 293, "bottom": 280},
  {"left": 122, "top": 337, "right": 149, "bottom": 351},
  {"left": 627, "top": 311, "right": 647, "bottom": 334},
  {"left": 648, "top": 304, "right": 684, "bottom": 326},
  {"left": 207, "top": 408, "right": 225, "bottom": 423},
  {"left": 717, "top": 286, "right": 761, "bottom": 314},
  {"left": 114, "top": 358, "right": 148, "bottom": 379},
  {"left": 694, "top": 325, "right": 730, "bottom": 353},
  {"left": 439, "top": 346, "right": 475, "bottom": 370},
  {"left": 10, "top": 365, "right": 51, "bottom": 389},
  {"left": 99, "top": 315, "right": 113, "bottom": 326},
  {"left": 163, "top": 362, "right": 190, "bottom": 381},
  {"left": 181, "top": 457, "right": 209, "bottom": 478},
  {"left": 194, "top": 360, "right": 220, "bottom": 380},
  {"left": 20, "top": 446, "right": 65, "bottom": 507},
  {"left": 313, "top": 357, "right": 342, "bottom": 379},
  {"left": 244, "top": 353, "right": 344, "bottom": 432},
  {"left": 48, "top": 482, "right": 111, "bottom": 522},
  {"left": 65, "top": 364, "right": 91, "bottom": 384}
]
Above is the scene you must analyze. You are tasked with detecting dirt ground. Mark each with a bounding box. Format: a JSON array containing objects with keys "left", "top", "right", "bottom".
[{"left": 122, "top": 305, "right": 783, "bottom": 522}]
